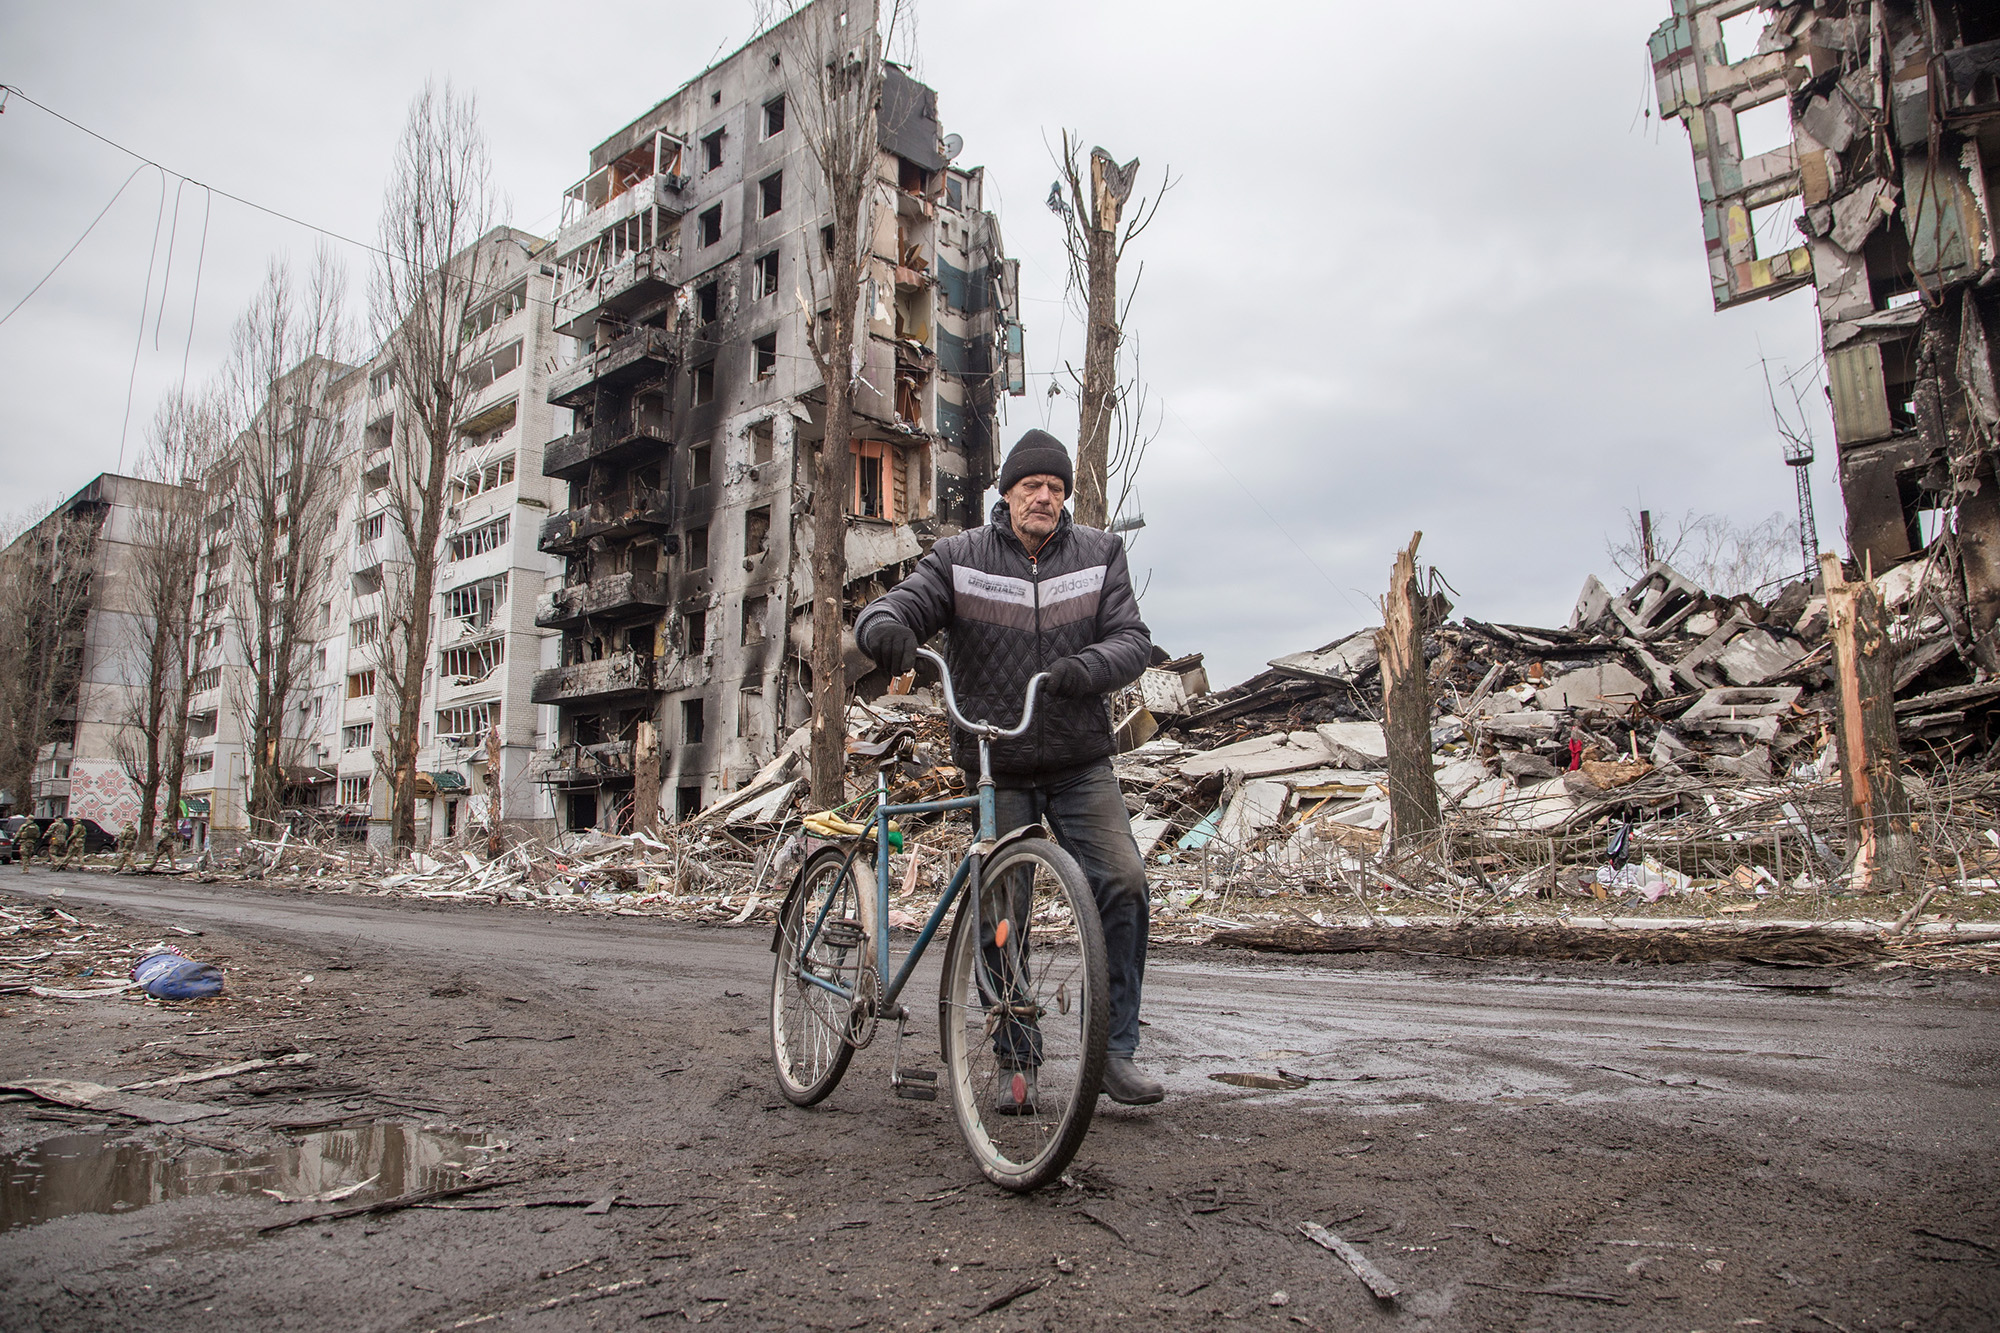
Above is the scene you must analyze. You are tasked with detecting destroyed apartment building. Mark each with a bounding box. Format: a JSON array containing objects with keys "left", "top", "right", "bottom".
[
  {"left": 185, "top": 228, "right": 571, "bottom": 847},
  {"left": 531, "top": 1, "right": 1023, "bottom": 833},
  {"left": 1651, "top": 0, "right": 2000, "bottom": 662}
]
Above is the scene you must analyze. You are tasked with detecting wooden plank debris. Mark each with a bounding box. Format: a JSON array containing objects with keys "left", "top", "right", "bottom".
[{"left": 1298, "top": 1220, "right": 1400, "bottom": 1300}]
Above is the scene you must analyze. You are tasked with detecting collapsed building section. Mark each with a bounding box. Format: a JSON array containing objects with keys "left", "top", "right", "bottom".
[
  {"left": 1651, "top": 0, "right": 2000, "bottom": 662},
  {"left": 534, "top": 3, "right": 1022, "bottom": 832}
]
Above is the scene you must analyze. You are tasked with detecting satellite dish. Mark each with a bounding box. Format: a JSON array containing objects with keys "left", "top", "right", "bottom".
[{"left": 941, "top": 133, "right": 963, "bottom": 162}]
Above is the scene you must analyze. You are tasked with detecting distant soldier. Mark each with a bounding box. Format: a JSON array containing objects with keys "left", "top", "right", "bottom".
[
  {"left": 14, "top": 820, "right": 38, "bottom": 872},
  {"left": 42, "top": 818, "right": 69, "bottom": 869},
  {"left": 62, "top": 821, "right": 87, "bottom": 870},
  {"left": 114, "top": 825, "right": 138, "bottom": 873},
  {"left": 146, "top": 830, "right": 179, "bottom": 872}
]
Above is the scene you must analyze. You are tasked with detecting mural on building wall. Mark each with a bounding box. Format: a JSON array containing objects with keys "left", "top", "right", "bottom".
[{"left": 67, "top": 759, "right": 143, "bottom": 833}]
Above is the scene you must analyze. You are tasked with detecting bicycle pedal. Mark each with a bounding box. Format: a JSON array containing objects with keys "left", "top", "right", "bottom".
[{"left": 892, "top": 1067, "right": 938, "bottom": 1100}]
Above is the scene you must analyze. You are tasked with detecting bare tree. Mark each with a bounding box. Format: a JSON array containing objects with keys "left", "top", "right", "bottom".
[
  {"left": 219, "top": 252, "right": 350, "bottom": 834},
  {"left": 370, "top": 82, "right": 496, "bottom": 851},
  {"left": 1050, "top": 133, "right": 1172, "bottom": 530},
  {"left": 0, "top": 501, "right": 97, "bottom": 815},
  {"left": 1605, "top": 508, "right": 1800, "bottom": 596},
  {"left": 761, "top": 0, "right": 911, "bottom": 807},
  {"left": 111, "top": 396, "right": 217, "bottom": 846}
]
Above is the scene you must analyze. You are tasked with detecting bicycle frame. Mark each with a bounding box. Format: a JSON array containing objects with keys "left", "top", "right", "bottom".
[{"left": 789, "top": 648, "right": 1047, "bottom": 1018}]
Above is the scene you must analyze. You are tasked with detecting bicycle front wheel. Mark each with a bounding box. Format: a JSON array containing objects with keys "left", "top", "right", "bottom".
[
  {"left": 938, "top": 836, "right": 1108, "bottom": 1192},
  {"left": 771, "top": 846, "right": 865, "bottom": 1105}
]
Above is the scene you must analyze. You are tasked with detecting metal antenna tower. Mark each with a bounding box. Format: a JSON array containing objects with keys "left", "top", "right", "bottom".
[
  {"left": 1762, "top": 356, "right": 1822, "bottom": 584},
  {"left": 1785, "top": 435, "right": 1818, "bottom": 583}
]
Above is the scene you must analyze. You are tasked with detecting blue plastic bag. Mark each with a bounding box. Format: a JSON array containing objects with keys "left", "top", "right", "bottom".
[{"left": 131, "top": 949, "right": 225, "bottom": 999}]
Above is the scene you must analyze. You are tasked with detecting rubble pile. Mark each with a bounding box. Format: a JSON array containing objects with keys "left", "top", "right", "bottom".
[
  {"left": 1096, "top": 547, "right": 2000, "bottom": 925},
  {"left": 144, "top": 547, "right": 2000, "bottom": 953}
]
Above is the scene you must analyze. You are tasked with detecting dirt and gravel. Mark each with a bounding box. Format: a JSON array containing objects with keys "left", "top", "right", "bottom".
[{"left": 1, "top": 868, "right": 1996, "bottom": 1332}]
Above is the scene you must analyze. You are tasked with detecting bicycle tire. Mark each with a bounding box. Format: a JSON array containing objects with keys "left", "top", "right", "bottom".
[
  {"left": 770, "top": 846, "right": 865, "bottom": 1105},
  {"left": 937, "top": 836, "right": 1108, "bottom": 1192}
]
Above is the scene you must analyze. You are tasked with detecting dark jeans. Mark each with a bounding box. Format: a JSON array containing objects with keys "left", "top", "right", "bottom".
[{"left": 991, "top": 760, "right": 1149, "bottom": 1059}]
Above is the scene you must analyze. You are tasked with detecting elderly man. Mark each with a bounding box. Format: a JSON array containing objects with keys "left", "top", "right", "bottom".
[{"left": 854, "top": 429, "right": 1164, "bottom": 1108}]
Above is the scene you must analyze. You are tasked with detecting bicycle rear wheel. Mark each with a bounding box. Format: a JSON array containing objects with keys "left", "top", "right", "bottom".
[
  {"left": 771, "top": 846, "right": 865, "bottom": 1105},
  {"left": 938, "top": 837, "right": 1108, "bottom": 1192}
]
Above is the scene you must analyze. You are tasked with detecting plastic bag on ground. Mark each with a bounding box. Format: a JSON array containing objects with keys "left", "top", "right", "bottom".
[{"left": 131, "top": 948, "right": 225, "bottom": 999}]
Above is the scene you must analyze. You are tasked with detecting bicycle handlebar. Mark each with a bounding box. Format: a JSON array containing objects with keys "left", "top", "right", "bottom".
[{"left": 916, "top": 647, "right": 1048, "bottom": 741}]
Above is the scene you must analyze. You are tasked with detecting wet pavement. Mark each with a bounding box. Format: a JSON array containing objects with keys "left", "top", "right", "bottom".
[
  {"left": 0, "top": 1122, "right": 490, "bottom": 1231},
  {"left": 0, "top": 872, "right": 1994, "bottom": 1330}
]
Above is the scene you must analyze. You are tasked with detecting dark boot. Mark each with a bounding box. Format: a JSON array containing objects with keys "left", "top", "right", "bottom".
[{"left": 1101, "top": 1056, "right": 1164, "bottom": 1105}]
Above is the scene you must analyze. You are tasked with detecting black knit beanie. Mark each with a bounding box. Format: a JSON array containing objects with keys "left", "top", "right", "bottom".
[{"left": 998, "top": 429, "right": 1074, "bottom": 496}]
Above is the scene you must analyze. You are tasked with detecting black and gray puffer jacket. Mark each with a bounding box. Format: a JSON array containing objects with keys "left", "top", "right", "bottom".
[{"left": 855, "top": 502, "right": 1152, "bottom": 778}]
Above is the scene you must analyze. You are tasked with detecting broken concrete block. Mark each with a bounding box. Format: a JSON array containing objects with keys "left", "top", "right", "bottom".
[
  {"left": 1284, "top": 770, "right": 1386, "bottom": 800},
  {"left": 1707, "top": 745, "right": 1774, "bottom": 781},
  {"left": 1217, "top": 780, "right": 1289, "bottom": 848},
  {"left": 1610, "top": 562, "right": 1705, "bottom": 640},
  {"left": 1323, "top": 799, "right": 1389, "bottom": 832},
  {"left": 1434, "top": 757, "right": 1491, "bottom": 803},
  {"left": 1569, "top": 575, "right": 1613, "bottom": 631},
  {"left": 1479, "top": 711, "right": 1562, "bottom": 740},
  {"left": 1872, "top": 555, "right": 1932, "bottom": 612},
  {"left": 1501, "top": 751, "right": 1560, "bottom": 781},
  {"left": 1456, "top": 777, "right": 1508, "bottom": 812},
  {"left": 1129, "top": 816, "right": 1172, "bottom": 859},
  {"left": 1681, "top": 686, "right": 1801, "bottom": 723},
  {"left": 1313, "top": 721, "right": 1389, "bottom": 769},
  {"left": 1537, "top": 662, "right": 1650, "bottom": 711},
  {"left": 1175, "top": 730, "right": 1333, "bottom": 779},
  {"left": 1489, "top": 779, "right": 1576, "bottom": 832},
  {"left": 1268, "top": 631, "right": 1379, "bottom": 685},
  {"left": 1715, "top": 629, "right": 1806, "bottom": 686},
  {"left": 1673, "top": 612, "right": 1753, "bottom": 691}
]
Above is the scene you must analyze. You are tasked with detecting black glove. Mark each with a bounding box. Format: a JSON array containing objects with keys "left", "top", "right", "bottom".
[
  {"left": 865, "top": 620, "right": 919, "bottom": 677},
  {"left": 1045, "top": 655, "right": 1094, "bottom": 698}
]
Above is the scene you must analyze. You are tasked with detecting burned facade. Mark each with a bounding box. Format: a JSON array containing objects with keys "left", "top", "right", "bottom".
[
  {"left": 534, "top": 5, "right": 1022, "bottom": 831},
  {"left": 1652, "top": 0, "right": 2000, "bottom": 660}
]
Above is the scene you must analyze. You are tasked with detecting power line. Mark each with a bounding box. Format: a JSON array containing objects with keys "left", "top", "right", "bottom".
[
  {"left": 0, "top": 162, "right": 148, "bottom": 328},
  {"left": 0, "top": 84, "right": 392, "bottom": 264}
]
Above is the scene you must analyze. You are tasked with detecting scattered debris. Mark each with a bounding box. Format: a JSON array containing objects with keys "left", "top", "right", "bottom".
[
  {"left": 1297, "top": 1220, "right": 1400, "bottom": 1301},
  {"left": 0, "top": 1078, "right": 229, "bottom": 1124}
]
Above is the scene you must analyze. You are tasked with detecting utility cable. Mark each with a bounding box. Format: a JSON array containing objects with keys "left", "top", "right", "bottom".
[
  {"left": 0, "top": 162, "right": 147, "bottom": 329},
  {"left": 117, "top": 167, "right": 170, "bottom": 473}
]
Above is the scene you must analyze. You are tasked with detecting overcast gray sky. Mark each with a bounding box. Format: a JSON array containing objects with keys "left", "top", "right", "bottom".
[{"left": 0, "top": 0, "right": 1833, "bottom": 688}]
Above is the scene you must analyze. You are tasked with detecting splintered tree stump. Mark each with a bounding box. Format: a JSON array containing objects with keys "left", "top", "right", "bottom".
[
  {"left": 1821, "top": 554, "right": 1917, "bottom": 893},
  {"left": 1377, "top": 533, "right": 1441, "bottom": 850}
]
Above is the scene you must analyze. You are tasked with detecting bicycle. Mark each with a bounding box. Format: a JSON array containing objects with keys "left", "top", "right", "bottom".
[{"left": 769, "top": 648, "right": 1110, "bottom": 1192}]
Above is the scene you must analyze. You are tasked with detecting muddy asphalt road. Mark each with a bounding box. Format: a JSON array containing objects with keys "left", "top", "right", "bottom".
[{"left": 1, "top": 871, "right": 1996, "bottom": 1332}]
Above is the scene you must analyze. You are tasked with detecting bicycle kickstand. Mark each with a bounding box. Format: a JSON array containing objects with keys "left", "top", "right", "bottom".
[{"left": 888, "top": 1006, "right": 937, "bottom": 1101}]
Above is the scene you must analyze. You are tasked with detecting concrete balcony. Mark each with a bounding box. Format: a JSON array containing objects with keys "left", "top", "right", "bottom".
[
  {"left": 534, "top": 740, "right": 637, "bottom": 787},
  {"left": 543, "top": 399, "right": 672, "bottom": 480},
  {"left": 537, "top": 486, "right": 673, "bottom": 555},
  {"left": 547, "top": 325, "right": 675, "bottom": 409},
  {"left": 535, "top": 571, "right": 672, "bottom": 630},
  {"left": 553, "top": 247, "right": 679, "bottom": 339},
  {"left": 532, "top": 650, "right": 656, "bottom": 706}
]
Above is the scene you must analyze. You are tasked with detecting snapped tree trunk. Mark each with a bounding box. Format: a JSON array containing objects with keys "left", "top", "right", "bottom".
[
  {"left": 1378, "top": 532, "right": 1441, "bottom": 852},
  {"left": 1820, "top": 553, "right": 1918, "bottom": 893},
  {"left": 810, "top": 244, "right": 858, "bottom": 809},
  {"left": 1073, "top": 149, "right": 1137, "bottom": 531}
]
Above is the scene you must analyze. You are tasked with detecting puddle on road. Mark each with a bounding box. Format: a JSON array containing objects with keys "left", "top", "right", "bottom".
[{"left": 0, "top": 1121, "right": 488, "bottom": 1232}]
